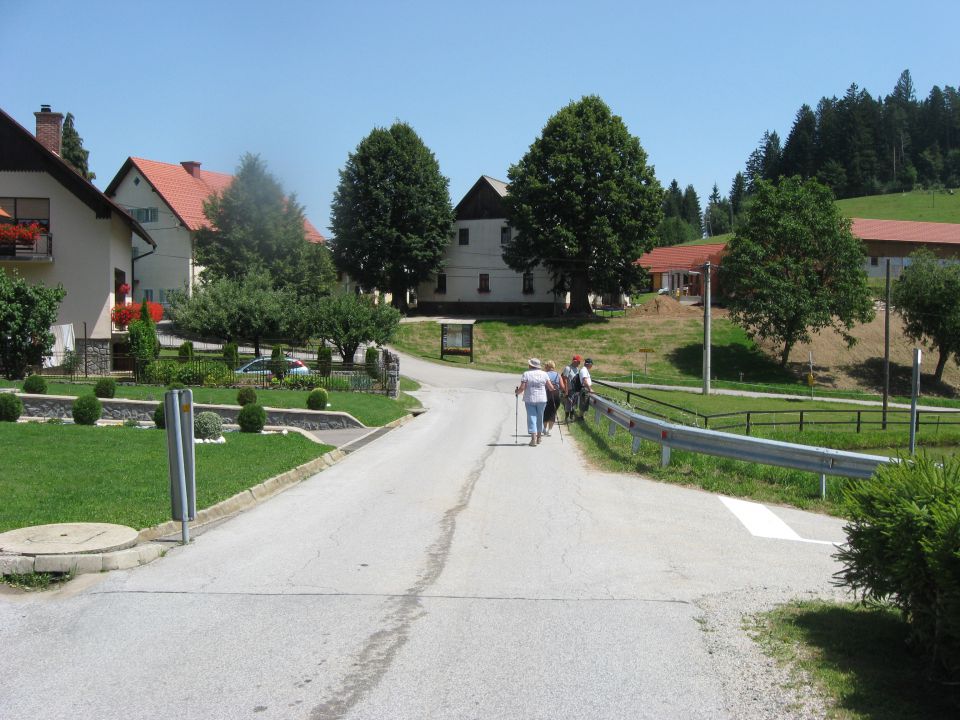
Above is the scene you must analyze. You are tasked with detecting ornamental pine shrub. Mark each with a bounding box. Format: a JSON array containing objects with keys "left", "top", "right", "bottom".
[
  {"left": 307, "top": 388, "right": 329, "bottom": 410},
  {"left": 22, "top": 374, "right": 47, "bottom": 394},
  {"left": 269, "top": 345, "right": 287, "bottom": 380},
  {"left": 237, "top": 403, "right": 266, "bottom": 433},
  {"left": 94, "top": 377, "right": 116, "bottom": 398},
  {"left": 237, "top": 387, "right": 257, "bottom": 406},
  {"left": 72, "top": 394, "right": 102, "bottom": 425},
  {"left": 365, "top": 346, "right": 380, "bottom": 380},
  {"left": 0, "top": 393, "right": 23, "bottom": 422},
  {"left": 223, "top": 342, "right": 239, "bottom": 370},
  {"left": 178, "top": 341, "right": 194, "bottom": 360},
  {"left": 317, "top": 345, "right": 332, "bottom": 377},
  {"left": 835, "top": 455, "right": 960, "bottom": 681},
  {"left": 194, "top": 411, "right": 223, "bottom": 440},
  {"left": 153, "top": 403, "right": 165, "bottom": 429}
]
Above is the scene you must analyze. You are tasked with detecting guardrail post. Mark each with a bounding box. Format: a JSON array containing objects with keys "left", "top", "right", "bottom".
[
  {"left": 799, "top": 411, "right": 804, "bottom": 433},
  {"left": 820, "top": 473, "right": 827, "bottom": 500},
  {"left": 856, "top": 411, "right": 861, "bottom": 433},
  {"left": 746, "top": 412, "right": 751, "bottom": 436},
  {"left": 660, "top": 430, "right": 671, "bottom": 467}
]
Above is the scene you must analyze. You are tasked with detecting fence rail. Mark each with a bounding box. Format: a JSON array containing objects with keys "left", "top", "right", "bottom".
[{"left": 583, "top": 393, "right": 894, "bottom": 495}]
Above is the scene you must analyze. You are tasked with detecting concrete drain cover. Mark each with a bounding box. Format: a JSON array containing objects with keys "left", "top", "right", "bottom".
[{"left": 0, "top": 523, "right": 139, "bottom": 556}]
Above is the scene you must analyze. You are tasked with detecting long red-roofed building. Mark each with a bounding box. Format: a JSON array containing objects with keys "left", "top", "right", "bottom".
[{"left": 105, "top": 157, "right": 324, "bottom": 304}]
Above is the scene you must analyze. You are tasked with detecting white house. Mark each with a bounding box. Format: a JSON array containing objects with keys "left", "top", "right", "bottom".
[
  {"left": 0, "top": 105, "right": 155, "bottom": 372},
  {"left": 415, "top": 176, "right": 560, "bottom": 315},
  {"left": 105, "top": 157, "right": 325, "bottom": 305}
]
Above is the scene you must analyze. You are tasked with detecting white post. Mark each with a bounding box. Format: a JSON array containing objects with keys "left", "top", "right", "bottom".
[
  {"left": 702, "top": 262, "right": 711, "bottom": 395},
  {"left": 909, "top": 348, "right": 921, "bottom": 455}
]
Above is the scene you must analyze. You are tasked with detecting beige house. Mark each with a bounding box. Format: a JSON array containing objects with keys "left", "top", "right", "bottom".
[
  {"left": 0, "top": 105, "right": 154, "bottom": 372},
  {"left": 105, "top": 158, "right": 325, "bottom": 305}
]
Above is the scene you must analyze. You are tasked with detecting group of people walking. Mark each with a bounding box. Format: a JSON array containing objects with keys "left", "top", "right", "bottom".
[{"left": 514, "top": 354, "right": 594, "bottom": 447}]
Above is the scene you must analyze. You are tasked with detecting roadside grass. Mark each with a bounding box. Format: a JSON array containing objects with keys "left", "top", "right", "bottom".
[
  {"left": 0, "top": 423, "right": 333, "bottom": 533},
  {"left": 749, "top": 600, "right": 960, "bottom": 719},
  {"left": 836, "top": 189, "right": 960, "bottom": 224},
  {"left": 0, "top": 379, "right": 416, "bottom": 427},
  {"left": 2, "top": 571, "right": 73, "bottom": 591}
]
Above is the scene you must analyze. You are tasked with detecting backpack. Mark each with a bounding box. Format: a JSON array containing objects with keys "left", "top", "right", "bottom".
[{"left": 570, "top": 370, "right": 583, "bottom": 394}]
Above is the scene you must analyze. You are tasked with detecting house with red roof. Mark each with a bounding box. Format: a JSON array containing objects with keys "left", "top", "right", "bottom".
[
  {"left": 105, "top": 158, "right": 324, "bottom": 305},
  {"left": 853, "top": 218, "right": 960, "bottom": 278},
  {"left": 635, "top": 243, "right": 725, "bottom": 299},
  {"left": 1, "top": 105, "right": 155, "bottom": 373}
]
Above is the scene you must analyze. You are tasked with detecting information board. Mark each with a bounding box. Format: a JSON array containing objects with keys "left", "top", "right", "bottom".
[{"left": 441, "top": 323, "right": 474, "bottom": 362}]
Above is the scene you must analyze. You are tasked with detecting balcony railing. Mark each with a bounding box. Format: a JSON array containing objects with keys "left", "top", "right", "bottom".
[{"left": 0, "top": 234, "right": 53, "bottom": 261}]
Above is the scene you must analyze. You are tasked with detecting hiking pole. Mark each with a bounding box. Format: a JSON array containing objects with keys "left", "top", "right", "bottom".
[{"left": 514, "top": 393, "right": 519, "bottom": 445}]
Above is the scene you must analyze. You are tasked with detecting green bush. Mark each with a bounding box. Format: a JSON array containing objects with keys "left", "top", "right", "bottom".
[
  {"left": 0, "top": 393, "right": 23, "bottom": 422},
  {"left": 365, "top": 346, "right": 380, "bottom": 379},
  {"left": 237, "top": 387, "right": 258, "bottom": 406},
  {"left": 307, "top": 388, "right": 329, "bottom": 410},
  {"left": 178, "top": 341, "right": 194, "bottom": 360},
  {"left": 237, "top": 403, "right": 266, "bottom": 433},
  {"left": 269, "top": 345, "right": 287, "bottom": 381},
  {"left": 166, "top": 382, "right": 187, "bottom": 391},
  {"left": 317, "top": 345, "right": 332, "bottom": 377},
  {"left": 194, "top": 411, "right": 223, "bottom": 440},
  {"left": 94, "top": 377, "right": 116, "bottom": 398},
  {"left": 835, "top": 455, "right": 960, "bottom": 681},
  {"left": 61, "top": 349, "right": 81, "bottom": 375},
  {"left": 22, "top": 374, "right": 47, "bottom": 394},
  {"left": 223, "top": 342, "right": 239, "bottom": 370},
  {"left": 153, "top": 403, "right": 165, "bottom": 429},
  {"left": 72, "top": 395, "right": 102, "bottom": 425}
]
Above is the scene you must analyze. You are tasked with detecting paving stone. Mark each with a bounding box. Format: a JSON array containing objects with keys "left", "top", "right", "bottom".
[
  {"left": 102, "top": 548, "right": 141, "bottom": 571},
  {"left": 34, "top": 554, "right": 103, "bottom": 574},
  {"left": 137, "top": 544, "right": 163, "bottom": 565},
  {"left": 0, "top": 555, "right": 36, "bottom": 575}
]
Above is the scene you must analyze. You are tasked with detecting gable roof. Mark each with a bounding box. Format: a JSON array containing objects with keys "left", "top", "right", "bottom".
[
  {"left": 636, "top": 243, "right": 726, "bottom": 273},
  {"left": 0, "top": 107, "right": 154, "bottom": 246},
  {"left": 455, "top": 175, "right": 509, "bottom": 221},
  {"left": 105, "top": 157, "right": 325, "bottom": 243},
  {"left": 851, "top": 218, "right": 960, "bottom": 246}
]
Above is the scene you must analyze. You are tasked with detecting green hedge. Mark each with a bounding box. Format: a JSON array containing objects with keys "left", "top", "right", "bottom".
[{"left": 835, "top": 455, "right": 960, "bottom": 681}]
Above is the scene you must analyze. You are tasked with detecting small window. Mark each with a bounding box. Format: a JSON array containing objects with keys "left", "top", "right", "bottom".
[
  {"left": 501, "top": 226, "right": 512, "bottom": 245},
  {"left": 478, "top": 273, "right": 490, "bottom": 293},
  {"left": 141, "top": 289, "right": 154, "bottom": 302},
  {"left": 459, "top": 228, "right": 469, "bottom": 245},
  {"left": 870, "top": 256, "right": 879, "bottom": 266},
  {"left": 131, "top": 207, "right": 159, "bottom": 223},
  {"left": 522, "top": 272, "right": 534, "bottom": 294},
  {"left": 436, "top": 273, "right": 447, "bottom": 293}
]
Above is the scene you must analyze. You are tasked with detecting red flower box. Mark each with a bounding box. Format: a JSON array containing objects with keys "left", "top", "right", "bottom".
[
  {"left": 111, "top": 301, "right": 163, "bottom": 329},
  {"left": 0, "top": 223, "right": 42, "bottom": 245}
]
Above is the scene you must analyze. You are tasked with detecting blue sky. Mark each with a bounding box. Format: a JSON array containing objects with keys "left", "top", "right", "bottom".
[{"left": 4, "top": 1, "right": 958, "bottom": 234}]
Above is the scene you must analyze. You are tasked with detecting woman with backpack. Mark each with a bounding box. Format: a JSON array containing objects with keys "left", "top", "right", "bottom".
[{"left": 542, "top": 360, "right": 563, "bottom": 436}]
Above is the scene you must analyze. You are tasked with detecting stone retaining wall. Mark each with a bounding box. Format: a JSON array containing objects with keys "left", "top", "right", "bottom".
[{"left": 17, "top": 394, "right": 364, "bottom": 431}]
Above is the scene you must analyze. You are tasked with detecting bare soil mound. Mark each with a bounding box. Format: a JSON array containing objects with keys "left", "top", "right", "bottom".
[{"left": 633, "top": 296, "right": 702, "bottom": 317}]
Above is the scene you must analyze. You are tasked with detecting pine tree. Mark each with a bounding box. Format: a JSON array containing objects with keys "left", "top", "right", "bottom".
[
  {"left": 781, "top": 105, "right": 818, "bottom": 179},
  {"left": 681, "top": 185, "right": 703, "bottom": 236},
  {"left": 60, "top": 113, "right": 95, "bottom": 181}
]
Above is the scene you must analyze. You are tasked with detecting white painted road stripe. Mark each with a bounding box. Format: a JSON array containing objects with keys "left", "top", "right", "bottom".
[{"left": 719, "top": 496, "right": 837, "bottom": 545}]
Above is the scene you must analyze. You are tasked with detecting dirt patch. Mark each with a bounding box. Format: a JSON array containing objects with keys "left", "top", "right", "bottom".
[{"left": 632, "top": 296, "right": 703, "bottom": 317}]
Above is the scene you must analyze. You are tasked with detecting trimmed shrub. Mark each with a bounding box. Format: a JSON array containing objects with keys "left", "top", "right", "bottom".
[
  {"left": 178, "top": 341, "right": 194, "bottom": 360},
  {"left": 237, "top": 387, "right": 258, "bottom": 406},
  {"left": 223, "top": 342, "right": 239, "bottom": 370},
  {"left": 237, "top": 403, "right": 266, "bottom": 433},
  {"left": 365, "top": 346, "right": 380, "bottom": 379},
  {"left": 0, "top": 393, "right": 23, "bottom": 422},
  {"left": 194, "top": 411, "right": 223, "bottom": 440},
  {"left": 835, "top": 455, "right": 960, "bottom": 681},
  {"left": 61, "top": 349, "right": 81, "bottom": 375},
  {"left": 22, "top": 374, "right": 47, "bottom": 394},
  {"left": 307, "top": 388, "right": 329, "bottom": 411},
  {"left": 167, "top": 382, "right": 187, "bottom": 390},
  {"left": 153, "top": 403, "right": 165, "bottom": 429},
  {"left": 94, "top": 377, "right": 116, "bottom": 398},
  {"left": 316, "top": 345, "right": 332, "bottom": 377},
  {"left": 269, "top": 345, "right": 287, "bottom": 380},
  {"left": 72, "top": 395, "right": 102, "bottom": 425}
]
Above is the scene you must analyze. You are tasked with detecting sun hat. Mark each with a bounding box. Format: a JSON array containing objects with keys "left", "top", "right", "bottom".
[
  {"left": 572, "top": 355, "right": 582, "bottom": 363},
  {"left": 528, "top": 358, "right": 542, "bottom": 369},
  {"left": 584, "top": 358, "right": 593, "bottom": 365}
]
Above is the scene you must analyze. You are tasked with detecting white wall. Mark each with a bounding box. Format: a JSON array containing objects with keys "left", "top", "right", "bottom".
[
  {"left": 0, "top": 171, "right": 131, "bottom": 339},
  {"left": 110, "top": 170, "right": 194, "bottom": 303}
]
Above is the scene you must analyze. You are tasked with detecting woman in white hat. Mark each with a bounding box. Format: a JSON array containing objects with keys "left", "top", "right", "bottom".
[{"left": 515, "top": 358, "right": 555, "bottom": 446}]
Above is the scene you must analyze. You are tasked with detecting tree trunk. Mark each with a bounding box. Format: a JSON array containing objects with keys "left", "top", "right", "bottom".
[
  {"left": 780, "top": 342, "right": 793, "bottom": 367},
  {"left": 935, "top": 350, "right": 948, "bottom": 383},
  {"left": 568, "top": 273, "right": 592, "bottom": 315},
  {"left": 390, "top": 282, "right": 408, "bottom": 312},
  {"left": 253, "top": 338, "right": 261, "bottom": 358},
  {"left": 342, "top": 343, "right": 359, "bottom": 368}
]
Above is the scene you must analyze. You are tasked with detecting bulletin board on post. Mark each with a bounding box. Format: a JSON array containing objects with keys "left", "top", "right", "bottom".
[{"left": 440, "top": 322, "right": 474, "bottom": 362}]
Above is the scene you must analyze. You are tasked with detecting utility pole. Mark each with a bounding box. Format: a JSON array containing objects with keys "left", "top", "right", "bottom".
[
  {"left": 703, "top": 261, "right": 711, "bottom": 395},
  {"left": 882, "top": 259, "right": 891, "bottom": 429}
]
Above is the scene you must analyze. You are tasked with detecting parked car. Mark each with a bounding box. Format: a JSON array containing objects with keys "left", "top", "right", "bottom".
[{"left": 234, "top": 355, "right": 311, "bottom": 376}]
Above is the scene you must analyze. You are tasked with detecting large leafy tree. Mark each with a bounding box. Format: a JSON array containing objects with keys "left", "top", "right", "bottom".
[
  {"left": 60, "top": 112, "right": 95, "bottom": 181},
  {"left": 892, "top": 249, "right": 960, "bottom": 383},
  {"left": 503, "top": 95, "right": 662, "bottom": 313},
  {"left": 330, "top": 122, "right": 454, "bottom": 311},
  {"left": 0, "top": 269, "right": 65, "bottom": 379},
  {"left": 311, "top": 293, "right": 401, "bottom": 366},
  {"left": 195, "top": 153, "right": 331, "bottom": 296},
  {"left": 720, "top": 177, "right": 874, "bottom": 366}
]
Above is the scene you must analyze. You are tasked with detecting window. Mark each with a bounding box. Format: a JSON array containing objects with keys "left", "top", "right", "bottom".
[
  {"left": 522, "top": 273, "right": 534, "bottom": 294},
  {"left": 870, "top": 256, "right": 879, "bottom": 266},
  {"left": 478, "top": 273, "right": 490, "bottom": 293},
  {"left": 0, "top": 197, "right": 50, "bottom": 231},
  {"left": 131, "top": 207, "right": 159, "bottom": 223},
  {"left": 459, "top": 228, "right": 469, "bottom": 245},
  {"left": 141, "top": 289, "right": 154, "bottom": 302},
  {"left": 436, "top": 273, "right": 447, "bottom": 293},
  {"left": 501, "top": 226, "right": 512, "bottom": 245}
]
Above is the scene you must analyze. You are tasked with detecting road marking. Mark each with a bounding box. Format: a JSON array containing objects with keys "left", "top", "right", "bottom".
[{"left": 719, "top": 496, "right": 837, "bottom": 545}]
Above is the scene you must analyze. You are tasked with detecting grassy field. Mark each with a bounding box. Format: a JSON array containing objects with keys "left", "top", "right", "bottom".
[
  {"left": 1, "top": 379, "right": 418, "bottom": 427},
  {"left": 751, "top": 601, "right": 960, "bottom": 719},
  {"left": 0, "top": 423, "right": 333, "bottom": 532},
  {"left": 836, "top": 188, "right": 960, "bottom": 223}
]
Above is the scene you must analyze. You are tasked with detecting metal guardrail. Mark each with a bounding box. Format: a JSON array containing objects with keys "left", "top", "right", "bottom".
[{"left": 584, "top": 394, "right": 894, "bottom": 496}]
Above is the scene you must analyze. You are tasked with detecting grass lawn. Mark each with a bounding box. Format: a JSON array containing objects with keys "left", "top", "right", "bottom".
[
  {"left": 1, "top": 379, "right": 420, "bottom": 427},
  {"left": 750, "top": 600, "right": 960, "bottom": 719},
  {"left": 0, "top": 423, "right": 334, "bottom": 533},
  {"left": 836, "top": 189, "right": 960, "bottom": 224}
]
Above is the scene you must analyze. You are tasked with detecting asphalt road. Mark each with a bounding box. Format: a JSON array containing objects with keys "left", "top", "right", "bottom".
[{"left": 0, "top": 353, "right": 849, "bottom": 719}]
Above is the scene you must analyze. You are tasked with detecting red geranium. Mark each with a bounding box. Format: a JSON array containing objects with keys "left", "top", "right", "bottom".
[
  {"left": 117, "top": 283, "right": 131, "bottom": 295},
  {"left": 0, "top": 223, "right": 42, "bottom": 245},
  {"left": 111, "top": 301, "right": 163, "bottom": 329}
]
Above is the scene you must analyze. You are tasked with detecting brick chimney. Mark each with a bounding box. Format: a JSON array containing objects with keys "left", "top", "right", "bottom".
[
  {"left": 181, "top": 161, "right": 202, "bottom": 178},
  {"left": 34, "top": 104, "right": 63, "bottom": 155}
]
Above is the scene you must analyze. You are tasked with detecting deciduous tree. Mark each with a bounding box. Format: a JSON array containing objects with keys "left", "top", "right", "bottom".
[
  {"left": 720, "top": 177, "right": 874, "bottom": 366},
  {"left": 503, "top": 96, "right": 662, "bottom": 313},
  {"left": 330, "top": 122, "right": 454, "bottom": 311},
  {"left": 311, "top": 293, "right": 401, "bottom": 366},
  {"left": 0, "top": 269, "right": 65, "bottom": 379}
]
